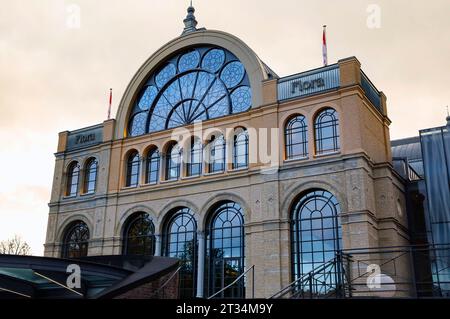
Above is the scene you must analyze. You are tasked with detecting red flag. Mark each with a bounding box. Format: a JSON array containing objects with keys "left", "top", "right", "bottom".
[
  {"left": 323, "top": 25, "right": 328, "bottom": 66},
  {"left": 108, "top": 88, "right": 112, "bottom": 120}
]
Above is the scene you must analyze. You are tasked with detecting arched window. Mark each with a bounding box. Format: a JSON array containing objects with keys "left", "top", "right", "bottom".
[
  {"left": 206, "top": 202, "right": 245, "bottom": 298},
  {"left": 187, "top": 139, "right": 202, "bottom": 177},
  {"left": 66, "top": 162, "right": 80, "bottom": 197},
  {"left": 84, "top": 158, "right": 98, "bottom": 194},
  {"left": 123, "top": 212, "right": 155, "bottom": 256},
  {"left": 291, "top": 190, "right": 342, "bottom": 295},
  {"left": 62, "top": 221, "right": 89, "bottom": 258},
  {"left": 146, "top": 149, "right": 160, "bottom": 184},
  {"left": 126, "top": 151, "right": 140, "bottom": 187},
  {"left": 166, "top": 144, "right": 181, "bottom": 180},
  {"left": 208, "top": 135, "right": 226, "bottom": 173},
  {"left": 164, "top": 208, "right": 198, "bottom": 298},
  {"left": 233, "top": 130, "right": 248, "bottom": 170},
  {"left": 285, "top": 115, "right": 308, "bottom": 160},
  {"left": 128, "top": 46, "right": 252, "bottom": 137},
  {"left": 314, "top": 108, "right": 340, "bottom": 155}
]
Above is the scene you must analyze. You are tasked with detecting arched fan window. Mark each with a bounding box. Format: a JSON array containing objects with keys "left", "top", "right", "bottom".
[
  {"left": 62, "top": 221, "right": 89, "bottom": 258},
  {"left": 128, "top": 46, "right": 252, "bottom": 137}
]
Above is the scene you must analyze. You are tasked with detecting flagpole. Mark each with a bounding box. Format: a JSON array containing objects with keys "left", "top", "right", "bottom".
[
  {"left": 323, "top": 25, "right": 328, "bottom": 67},
  {"left": 108, "top": 88, "right": 112, "bottom": 120}
]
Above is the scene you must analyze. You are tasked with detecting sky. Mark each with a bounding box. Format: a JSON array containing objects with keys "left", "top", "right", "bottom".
[{"left": 0, "top": 0, "right": 449, "bottom": 256}]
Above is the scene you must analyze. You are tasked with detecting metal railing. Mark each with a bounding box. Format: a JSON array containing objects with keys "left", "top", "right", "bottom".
[
  {"left": 270, "top": 245, "right": 450, "bottom": 299},
  {"left": 208, "top": 265, "right": 255, "bottom": 299},
  {"left": 270, "top": 252, "right": 352, "bottom": 299},
  {"left": 151, "top": 266, "right": 182, "bottom": 299}
]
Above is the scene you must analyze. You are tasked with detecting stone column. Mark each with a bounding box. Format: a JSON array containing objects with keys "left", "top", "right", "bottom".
[
  {"left": 155, "top": 234, "right": 162, "bottom": 256},
  {"left": 196, "top": 231, "right": 205, "bottom": 298}
]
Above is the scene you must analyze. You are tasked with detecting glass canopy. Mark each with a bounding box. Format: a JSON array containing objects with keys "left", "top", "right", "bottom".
[{"left": 128, "top": 46, "right": 252, "bottom": 137}]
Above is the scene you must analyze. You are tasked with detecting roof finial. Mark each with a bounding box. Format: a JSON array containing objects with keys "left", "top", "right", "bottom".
[{"left": 182, "top": 1, "right": 198, "bottom": 35}]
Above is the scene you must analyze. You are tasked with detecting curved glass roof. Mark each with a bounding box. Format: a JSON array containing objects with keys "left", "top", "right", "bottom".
[{"left": 128, "top": 46, "right": 252, "bottom": 137}]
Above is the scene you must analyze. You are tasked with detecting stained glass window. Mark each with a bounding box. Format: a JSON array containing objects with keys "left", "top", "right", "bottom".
[{"left": 128, "top": 46, "right": 252, "bottom": 137}]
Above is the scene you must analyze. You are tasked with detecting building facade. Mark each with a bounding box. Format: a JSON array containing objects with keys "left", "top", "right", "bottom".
[{"left": 44, "top": 8, "right": 410, "bottom": 298}]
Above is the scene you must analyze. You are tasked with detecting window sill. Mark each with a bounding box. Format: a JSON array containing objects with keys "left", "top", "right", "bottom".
[
  {"left": 284, "top": 156, "right": 309, "bottom": 163},
  {"left": 160, "top": 179, "right": 178, "bottom": 184},
  {"left": 229, "top": 167, "right": 249, "bottom": 173},
  {"left": 62, "top": 195, "right": 77, "bottom": 200},
  {"left": 181, "top": 175, "right": 201, "bottom": 180},
  {"left": 204, "top": 171, "right": 224, "bottom": 177},
  {"left": 142, "top": 182, "right": 158, "bottom": 187},
  {"left": 122, "top": 185, "right": 138, "bottom": 191},
  {"left": 314, "top": 151, "right": 341, "bottom": 158},
  {"left": 80, "top": 192, "right": 95, "bottom": 197}
]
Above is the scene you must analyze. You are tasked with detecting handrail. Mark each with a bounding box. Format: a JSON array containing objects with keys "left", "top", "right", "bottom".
[
  {"left": 150, "top": 266, "right": 182, "bottom": 298},
  {"left": 269, "top": 252, "right": 352, "bottom": 299},
  {"left": 208, "top": 265, "right": 255, "bottom": 299},
  {"left": 269, "top": 256, "right": 342, "bottom": 299}
]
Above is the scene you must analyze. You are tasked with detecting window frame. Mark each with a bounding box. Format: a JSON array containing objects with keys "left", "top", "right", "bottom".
[
  {"left": 166, "top": 144, "right": 181, "bottom": 181},
  {"left": 83, "top": 158, "right": 98, "bottom": 194},
  {"left": 208, "top": 135, "right": 226, "bottom": 174},
  {"left": 232, "top": 130, "right": 249, "bottom": 170},
  {"left": 123, "top": 212, "right": 156, "bottom": 256},
  {"left": 285, "top": 115, "right": 308, "bottom": 160},
  {"left": 62, "top": 221, "right": 89, "bottom": 259},
  {"left": 314, "top": 108, "right": 340, "bottom": 155},
  {"left": 66, "top": 162, "right": 80, "bottom": 197},
  {"left": 146, "top": 149, "right": 160, "bottom": 185},
  {"left": 187, "top": 140, "right": 203, "bottom": 177},
  {"left": 126, "top": 152, "right": 140, "bottom": 187}
]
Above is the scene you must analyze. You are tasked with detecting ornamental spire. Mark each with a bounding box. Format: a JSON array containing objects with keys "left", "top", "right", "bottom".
[{"left": 182, "top": 1, "right": 198, "bottom": 35}]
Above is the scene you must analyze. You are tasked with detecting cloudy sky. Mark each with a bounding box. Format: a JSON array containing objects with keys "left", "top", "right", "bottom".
[{"left": 0, "top": 0, "right": 449, "bottom": 255}]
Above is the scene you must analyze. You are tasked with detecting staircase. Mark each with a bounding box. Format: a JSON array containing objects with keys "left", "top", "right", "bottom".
[{"left": 270, "top": 252, "right": 353, "bottom": 299}]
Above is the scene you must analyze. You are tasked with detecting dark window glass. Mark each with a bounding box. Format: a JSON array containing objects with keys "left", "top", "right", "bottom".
[
  {"left": 128, "top": 46, "right": 252, "bottom": 137},
  {"left": 166, "top": 144, "right": 181, "bottom": 180},
  {"left": 164, "top": 208, "right": 198, "bottom": 298},
  {"left": 62, "top": 221, "right": 89, "bottom": 258},
  {"left": 188, "top": 140, "right": 202, "bottom": 177},
  {"left": 146, "top": 149, "right": 160, "bottom": 184},
  {"left": 209, "top": 136, "right": 226, "bottom": 173},
  {"left": 285, "top": 115, "right": 308, "bottom": 159},
  {"left": 314, "top": 108, "right": 340, "bottom": 154},
  {"left": 126, "top": 152, "right": 140, "bottom": 187},
  {"left": 66, "top": 162, "right": 80, "bottom": 197},
  {"left": 84, "top": 159, "right": 98, "bottom": 194},
  {"left": 233, "top": 130, "right": 248, "bottom": 170},
  {"left": 291, "top": 190, "right": 342, "bottom": 296},
  {"left": 206, "top": 202, "right": 245, "bottom": 298},
  {"left": 123, "top": 213, "right": 155, "bottom": 256}
]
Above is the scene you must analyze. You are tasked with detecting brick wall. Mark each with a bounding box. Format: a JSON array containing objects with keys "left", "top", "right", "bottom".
[{"left": 115, "top": 270, "right": 179, "bottom": 299}]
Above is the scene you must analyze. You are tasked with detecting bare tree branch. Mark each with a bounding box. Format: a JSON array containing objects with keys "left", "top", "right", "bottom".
[{"left": 0, "top": 235, "right": 32, "bottom": 255}]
